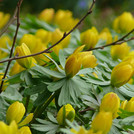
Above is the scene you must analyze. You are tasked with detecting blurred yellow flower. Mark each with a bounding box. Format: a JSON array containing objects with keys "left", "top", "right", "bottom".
[
  {"left": 19, "top": 34, "right": 37, "bottom": 52},
  {"left": 0, "top": 12, "right": 10, "bottom": 29},
  {"left": 100, "top": 92, "right": 120, "bottom": 118},
  {"left": 9, "top": 62, "right": 25, "bottom": 76},
  {"left": 80, "top": 27, "right": 99, "bottom": 50},
  {"left": 57, "top": 104, "right": 75, "bottom": 125},
  {"left": 113, "top": 12, "right": 134, "bottom": 33},
  {"left": 0, "top": 35, "right": 12, "bottom": 60},
  {"left": 111, "top": 42, "right": 130, "bottom": 60},
  {"left": 54, "top": 10, "right": 79, "bottom": 31},
  {"left": 91, "top": 111, "right": 112, "bottom": 134},
  {"left": 35, "top": 29, "right": 51, "bottom": 44},
  {"left": 0, "top": 121, "right": 31, "bottom": 134},
  {"left": 111, "top": 61, "right": 134, "bottom": 87},
  {"left": 99, "top": 28, "right": 112, "bottom": 44},
  {"left": 39, "top": 8, "right": 55, "bottom": 23},
  {"left": 0, "top": 73, "right": 8, "bottom": 91}
]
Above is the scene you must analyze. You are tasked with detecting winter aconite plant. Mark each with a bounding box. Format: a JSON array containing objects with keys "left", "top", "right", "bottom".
[{"left": 1, "top": 0, "right": 134, "bottom": 134}]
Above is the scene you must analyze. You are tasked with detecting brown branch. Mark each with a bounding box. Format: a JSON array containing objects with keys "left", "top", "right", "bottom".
[
  {"left": 0, "top": 0, "right": 96, "bottom": 64},
  {"left": 79, "top": 107, "right": 95, "bottom": 114},
  {"left": 88, "top": 29, "right": 134, "bottom": 51},
  {"left": 0, "top": 0, "right": 23, "bottom": 92}
]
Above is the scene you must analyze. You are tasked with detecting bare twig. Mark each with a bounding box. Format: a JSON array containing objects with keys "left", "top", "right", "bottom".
[
  {"left": 0, "top": 0, "right": 96, "bottom": 64},
  {"left": 0, "top": 0, "right": 23, "bottom": 92},
  {"left": 79, "top": 107, "right": 95, "bottom": 113},
  {"left": 88, "top": 29, "right": 134, "bottom": 51}
]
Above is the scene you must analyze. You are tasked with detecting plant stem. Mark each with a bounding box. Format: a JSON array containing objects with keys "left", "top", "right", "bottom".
[
  {"left": 32, "top": 92, "right": 58, "bottom": 121},
  {"left": 25, "top": 95, "right": 30, "bottom": 115}
]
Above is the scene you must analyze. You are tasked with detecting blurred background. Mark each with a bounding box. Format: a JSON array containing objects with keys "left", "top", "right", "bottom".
[{"left": 0, "top": 0, "right": 134, "bottom": 30}]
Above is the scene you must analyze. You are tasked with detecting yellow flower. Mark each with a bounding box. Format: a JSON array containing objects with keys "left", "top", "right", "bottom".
[
  {"left": 113, "top": 12, "right": 134, "bottom": 33},
  {"left": 91, "top": 111, "right": 112, "bottom": 134},
  {"left": 65, "top": 53, "right": 82, "bottom": 78},
  {"left": 111, "top": 42, "right": 130, "bottom": 60},
  {"left": 88, "top": 129, "right": 103, "bottom": 134},
  {"left": 121, "top": 97, "right": 134, "bottom": 112},
  {"left": 35, "top": 29, "right": 51, "bottom": 44},
  {"left": 80, "top": 52, "right": 98, "bottom": 68},
  {"left": 0, "top": 35, "right": 12, "bottom": 60},
  {"left": 19, "top": 34, "right": 37, "bottom": 52},
  {"left": 0, "top": 12, "right": 10, "bottom": 29},
  {"left": 54, "top": 10, "right": 79, "bottom": 31},
  {"left": 6, "top": 101, "right": 33, "bottom": 126},
  {"left": 80, "top": 27, "right": 99, "bottom": 50},
  {"left": 9, "top": 62, "right": 25, "bottom": 76},
  {"left": 39, "top": 8, "right": 55, "bottom": 23},
  {"left": 111, "top": 61, "right": 134, "bottom": 87},
  {"left": 51, "top": 28, "right": 71, "bottom": 48},
  {"left": 17, "top": 126, "right": 31, "bottom": 134},
  {"left": 0, "top": 121, "right": 31, "bottom": 134},
  {"left": 57, "top": 104, "right": 75, "bottom": 125},
  {"left": 100, "top": 92, "right": 120, "bottom": 119},
  {"left": 0, "top": 121, "right": 18, "bottom": 134},
  {"left": 0, "top": 73, "right": 8, "bottom": 91},
  {"left": 15, "top": 43, "right": 37, "bottom": 69},
  {"left": 71, "top": 126, "right": 88, "bottom": 134},
  {"left": 99, "top": 28, "right": 112, "bottom": 44}
]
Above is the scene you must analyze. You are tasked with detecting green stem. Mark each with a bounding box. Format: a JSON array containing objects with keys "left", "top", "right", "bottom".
[
  {"left": 25, "top": 95, "right": 30, "bottom": 115},
  {"left": 75, "top": 113, "right": 86, "bottom": 125},
  {"left": 32, "top": 92, "right": 58, "bottom": 121}
]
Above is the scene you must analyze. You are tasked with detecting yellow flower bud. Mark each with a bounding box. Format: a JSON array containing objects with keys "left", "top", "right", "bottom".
[
  {"left": 51, "top": 28, "right": 71, "bottom": 49},
  {"left": 0, "top": 121, "right": 18, "bottom": 134},
  {"left": 99, "top": 28, "right": 112, "bottom": 44},
  {"left": 17, "top": 126, "right": 31, "bottom": 134},
  {"left": 57, "top": 104, "right": 75, "bottom": 125},
  {"left": 113, "top": 12, "right": 134, "bottom": 33},
  {"left": 111, "top": 42, "right": 130, "bottom": 60},
  {"left": 9, "top": 62, "right": 25, "bottom": 76},
  {"left": 121, "top": 97, "right": 134, "bottom": 112},
  {"left": 80, "top": 52, "right": 98, "bottom": 68},
  {"left": 19, "top": 34, "right": 37, "bottom": 52},
  {"left": 39, "top": 8, "right": 55, "bottom": 23},
  {"left": 111, "top": 62, "right": 134, "bottom": 87},
  {"left": 65, "top": 53, "right": 82, "bottom": 78},
  {"left": 120, "top": 100, "right": 128, "bottom": 110},
  {"left": 15, "top": 43, "right": 36, "bottom": 69},
  {"left": 88, "top": 129, "right": 103, "bottom": 134},
  {"left": 0, "top": 12, "right": 10, "bottom": 29},
  {"left": 80, "top": 27, "right": 99, "bottom": 50},
  {"left": 100, "top": 92, "right": 120, "bottom": 119},
  {"left": 6, "top": 101, "right": 25, "bottom": 124},
  {"left": 91, "top": 111, "right": 112, "bottom": 134},
  {"left": 35, "top": 29, "right": 51, "bottom": 44}
]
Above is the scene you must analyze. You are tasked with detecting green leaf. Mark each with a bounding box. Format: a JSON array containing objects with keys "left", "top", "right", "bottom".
[
  {"left": 59, "top": 50, "right": 66, "bottom": 69},
  {"left": 47, "top": 112, "right": 57, "bottom": 123},
  {"left": 47, "top": 79, "right": 66, "bottom": 92},
  {"left": 32, "top": 65, "right": 65, "bottom": 78},
  {"left": 34, "top": 90, "right": 51, "bottom": 106},
  {"left": 24, "top": 82, "right": 47, "bottom": 95}
]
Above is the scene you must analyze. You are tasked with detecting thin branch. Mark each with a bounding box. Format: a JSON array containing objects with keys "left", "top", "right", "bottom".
[
  {"left": 79, "top": 107, "right": 95, "bottom": 113},
  {"left": 88, "top": 29, "right": 134, "bottom": 51},
  {"left": 0, "top": 0, "right": 96, "bottom": 64},
  {"left": 0, "top": 0, "right": 23, "bottom": 92}
]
